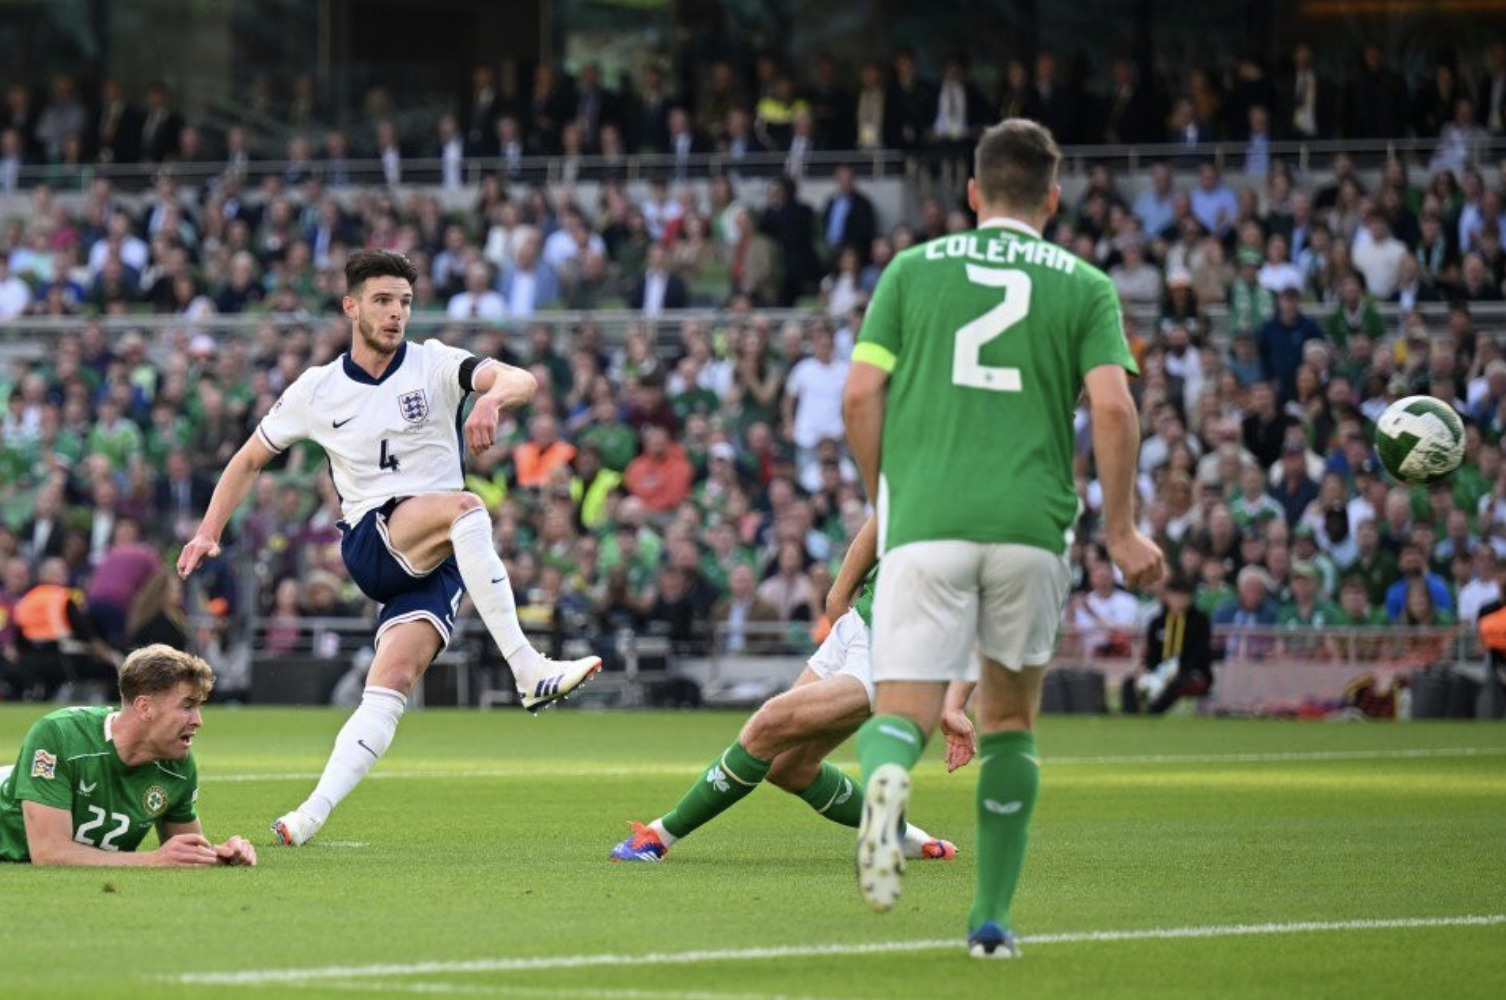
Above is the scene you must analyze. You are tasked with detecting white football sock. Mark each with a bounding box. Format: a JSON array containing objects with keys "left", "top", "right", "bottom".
[
  {"left": 902, "top": 821, "right": 934, "bottom": 854},
  {"left": 449, "top": 507, "right": 544, "bottom": 675},
  {"left": 303, "top": 686, "right": 407, "bottom": 824},
  {"left": 649, "top": 818, "right": 679, "bottom": 847}
]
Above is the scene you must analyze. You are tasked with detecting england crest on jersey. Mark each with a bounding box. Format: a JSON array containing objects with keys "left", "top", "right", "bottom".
[{"left": 398, "top": 389, "right": 429, "bottom": 424}]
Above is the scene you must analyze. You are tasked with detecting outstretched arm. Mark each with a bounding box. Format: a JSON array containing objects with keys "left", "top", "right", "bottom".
[
  {"left": 464, "top": 361, "right": 539, "bottom": 455},
  {"left": 177, "top": 434, "right": 277, "bottom": 579},
  {"left": 23, "top": 801, "right": 217, "bottom": 867},
  {"left": 826, "top": 514, "right": 878, "bottom": 622}
]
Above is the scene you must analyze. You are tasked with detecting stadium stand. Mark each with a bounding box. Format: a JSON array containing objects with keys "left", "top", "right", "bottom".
[{"left": 1, "top": 40, "right": 1505, "bottom": 715}]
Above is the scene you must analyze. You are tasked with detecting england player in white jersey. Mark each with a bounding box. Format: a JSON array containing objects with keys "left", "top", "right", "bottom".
[{"left": 178, "top": 250, "right": 600, "bottom": 847}]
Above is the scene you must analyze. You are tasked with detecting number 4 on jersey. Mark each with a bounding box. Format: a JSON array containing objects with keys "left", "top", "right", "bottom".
[
  {"left": 379, "top": 439, "right": 400, "bottom": 472},
  {"left": 953, "top": 265, "right": 1031, "bottom": 392}
]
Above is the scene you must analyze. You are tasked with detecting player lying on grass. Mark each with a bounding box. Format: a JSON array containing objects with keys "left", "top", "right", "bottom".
[
  {"left": 178, "top": 250, "right": 599, "bottom": 848},
  {"left": 0, "top": 644, "right": 257, "bottom": 867},
  {"left": 611, "top": 515, "right": 962, "bottom": 862}
]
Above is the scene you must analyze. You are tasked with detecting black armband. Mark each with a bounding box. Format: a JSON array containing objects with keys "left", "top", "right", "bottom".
[{"left": 459, "top": 356, "right": 482, "bottom": 393}]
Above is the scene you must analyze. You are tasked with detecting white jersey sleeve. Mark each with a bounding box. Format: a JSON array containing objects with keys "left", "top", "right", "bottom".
[
  {"left": 421, "top": 338, "right": 496, "bottom": 413},
  {"left": 256, "top": 371, "right": 316, "bottom": 454}
]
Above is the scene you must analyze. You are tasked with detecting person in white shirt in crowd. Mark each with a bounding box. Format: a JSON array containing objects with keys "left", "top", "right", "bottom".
[
  {"left": 1351, "top": 213, "right": 1408, "bottom": 301},
  {"left": 499, "top": 231, "right": 561, "bottom": 318},
  {"left": 1430, "top": 97, "right": 1490, "bottom": 175},
  {"left": 435, "top": 113, "right": 464, "bottom": 189},
  {"left": 87, "top": 211, "right": 149, "bottom": 276},
  {"left": 0, "top": 256, "right": 30, "bottom": 319},
  {"left": 483, "top": 201, "right": 534, "bottom": 274},
  {"left": 446, "top": 261, "right": 506, "bottom": 322},
  {"left": 782, "top": 325, "right": 849, "bottom": 485},
  {"left": 374, "top": 119, "right": 403, "bottom": 187},
  {"left": 494, "top": 115, "right": 525, "bottom": 179},
  {"left": 1109, "top": 239, "right": 1162, "bottom": 306},
  {"left": 543, "top": 209, "right": 606, "bottom": 275},
  {"left": 1190, "top": 161, "right": 1239, "bottom": 237},
  {"left": 1161, "top": 323, "right": 1205, "bottom": 411},
  {"left": 1457, "top": 546, "right": 1502, "bottom": 625},
  {"left": 640, "top": 178, "right": 683, "bottom": 241},
  {"left": 1071, "top": 557, "right": 1142, "bottom": 658},
  {"left": 1244, "top": 105, "right": 1273, "bottom": 178},
  {"left": 1139, "top": 406, "right": 1202, "bottom": 475},
  {"left": 1133, "top": 161, "right": 1177, "bottom": 238},
  {"left": 1257, "top": 233, "right": 1304, "bottom": 296}
]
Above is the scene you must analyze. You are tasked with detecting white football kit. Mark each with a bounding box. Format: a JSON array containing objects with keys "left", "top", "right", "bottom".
[{"left": 256, "top": 339, "right": 496, "bottom": 523}]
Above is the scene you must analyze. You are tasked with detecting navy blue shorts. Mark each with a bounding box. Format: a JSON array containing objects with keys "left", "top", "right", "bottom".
[{"left": 340, "top": 499, "right": 465, "bottom": 649}]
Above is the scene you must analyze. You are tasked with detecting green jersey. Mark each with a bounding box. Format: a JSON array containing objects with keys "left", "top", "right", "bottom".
[
  {"left": 851, "top": 565, "right": 878, "bottom": 627},
  {"left": 0, "top": 707, "right": 198, "bottom": 862},
  {"left": 856, "top": 221, "right": 1137, "bottom": 555},
  {"left": 1276, "top": 600, "right": 1344, "bottom": 627}
]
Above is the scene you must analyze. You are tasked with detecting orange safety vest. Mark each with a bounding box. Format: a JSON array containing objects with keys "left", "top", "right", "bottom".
[
  {"left": 514, "top": 441, "right": 577, "bottom": 488},
  {"left": 1479, "top": 604, "right": 1506, "bottom": 654},
  {"left": 12, "top": 584, "right": 77, "bottom": 643}
]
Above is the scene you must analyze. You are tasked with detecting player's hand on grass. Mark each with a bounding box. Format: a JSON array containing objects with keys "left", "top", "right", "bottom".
[
  {"left": 940, "top": 707, "right": 977, "bottom": 772},
  {"left": 176, "top": 535, "right": 221, "bottom": 579},
  {"left": 214, "top": 835, "right": 258, "bottom": 867},
  {"left": 1107, "top": 529, "right": 1166, "bottom": 591},
  {"left": 464, "top": 396, "right": 502, "bottom": 455},
  {"left": 156, "top": 833, "right": 219, "bottom": 867}
]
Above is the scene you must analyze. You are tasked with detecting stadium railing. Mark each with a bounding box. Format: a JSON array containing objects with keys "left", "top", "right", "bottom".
[
  {"left": 228, "top": 614, "right": 1499, "bottom": 718},
  {"left": 2, "top": 301, "right": 1499, "bottom": 358},
  {"left": 5, "top": 135, "right": 1503, "bottom": 190},
  {"left": 2, "top": 149, "right": 911, "bottom": 190}
]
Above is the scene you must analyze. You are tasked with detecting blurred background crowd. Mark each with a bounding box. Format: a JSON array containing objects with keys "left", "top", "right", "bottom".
[{"left": 1, "top": 10, "right": 1505, "bottom": 701}]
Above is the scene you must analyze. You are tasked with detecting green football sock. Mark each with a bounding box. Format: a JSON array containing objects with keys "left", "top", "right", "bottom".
[
  {"left": 660, "top": 740, "right": 772, "bottom": 840},
  {"left": 968, "top": 731, "right": 1041, "bottom": 933},
  {"left": 795, "top": 762, "right": 866, "bottom": 828},
  {"left": 856, "top": 714, "right": 927, "bottom": 786}
]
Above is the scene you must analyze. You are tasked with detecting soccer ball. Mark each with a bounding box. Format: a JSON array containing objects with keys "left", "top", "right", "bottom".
[{"left": 1375, "top": 395, "right": 1465, "bottom": 485}]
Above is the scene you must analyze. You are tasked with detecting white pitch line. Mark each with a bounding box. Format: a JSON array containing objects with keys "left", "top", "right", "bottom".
[
  {"left": 1044, "top": 746, "right": 1506, "bottom": 766},
  {"left": 200, "top": 746, "right": 1506, "bottom": 783},
  {"left": 172, "top": 914, "right": 1506, "bottom": 986},
  {"left": 310, "top": 978, "right": 870, "bottom": 1000}
]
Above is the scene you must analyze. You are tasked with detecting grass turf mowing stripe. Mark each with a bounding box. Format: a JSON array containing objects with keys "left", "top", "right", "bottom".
[
  {"left": 173, "top": 914, "right": 1506, "bottom": 986},
  {"left": 309, "top": 982, "right": 864, "bottom": 1000},
  {"left": 200, "top": 746, "right": 1506, "bottom": 783}
]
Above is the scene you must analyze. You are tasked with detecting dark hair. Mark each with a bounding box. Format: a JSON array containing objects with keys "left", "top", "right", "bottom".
[
  {"left": 1165, "top": 575, "right": 1195, "bottom": 595},
  {"left": 345, "top": 249, "right": 418, "bottom": 294},
  {"left": 974, "top": 119, "right": 1060, "bottom": 211}
]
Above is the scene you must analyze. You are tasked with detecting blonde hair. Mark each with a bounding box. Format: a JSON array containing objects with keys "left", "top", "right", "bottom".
[{"left": 119, "top": 644, "right": 215, "bottom": 703}]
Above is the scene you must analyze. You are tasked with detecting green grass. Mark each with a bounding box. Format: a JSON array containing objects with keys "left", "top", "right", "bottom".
[{"left": 1, "top": 706, "right": 1504, "bottom": 1000}]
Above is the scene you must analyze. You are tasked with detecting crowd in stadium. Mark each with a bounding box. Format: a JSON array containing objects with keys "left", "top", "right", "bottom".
[{"left": 1, "top": 40, "right": 1506, "bottom": 700}]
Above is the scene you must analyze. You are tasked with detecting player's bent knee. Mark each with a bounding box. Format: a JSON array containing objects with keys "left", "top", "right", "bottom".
[
  {"left": 455, "top": 492, "right": 485, "bottom": 515},
  {"left": 739, "top": 701, "right": 797, "bottom": 758}
]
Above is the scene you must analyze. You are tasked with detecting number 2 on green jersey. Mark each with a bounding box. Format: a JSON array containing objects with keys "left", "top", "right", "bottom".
[{"left": 953, "top": 264, "right": 1031, "bottom": 393}]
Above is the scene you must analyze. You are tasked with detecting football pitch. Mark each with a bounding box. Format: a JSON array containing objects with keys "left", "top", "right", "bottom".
[{"left": 2, "top": 706, "right": 1503, "bottom": 1000}]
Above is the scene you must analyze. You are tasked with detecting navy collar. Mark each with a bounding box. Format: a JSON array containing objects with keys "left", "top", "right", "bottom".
[{"left": 342, "top": 341, "right": 407, "bottom": 385}]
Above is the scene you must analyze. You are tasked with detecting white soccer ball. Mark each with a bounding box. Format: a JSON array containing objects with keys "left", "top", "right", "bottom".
[{"left": 1375, "top": 395, "right": 1465, "bottom": 485}]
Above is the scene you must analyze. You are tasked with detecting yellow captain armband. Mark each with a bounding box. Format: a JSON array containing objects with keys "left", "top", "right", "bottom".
[{"left": 851, "top": 343, "right": 896, "bottom": 373}]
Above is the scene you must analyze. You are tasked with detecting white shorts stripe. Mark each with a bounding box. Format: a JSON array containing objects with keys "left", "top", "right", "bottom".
[
  {"left": 373, "top": 512, "right": 440, "bottom": 579},
  {"left": 375, "top": 610, "right": 452, "bottom": 649}
]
